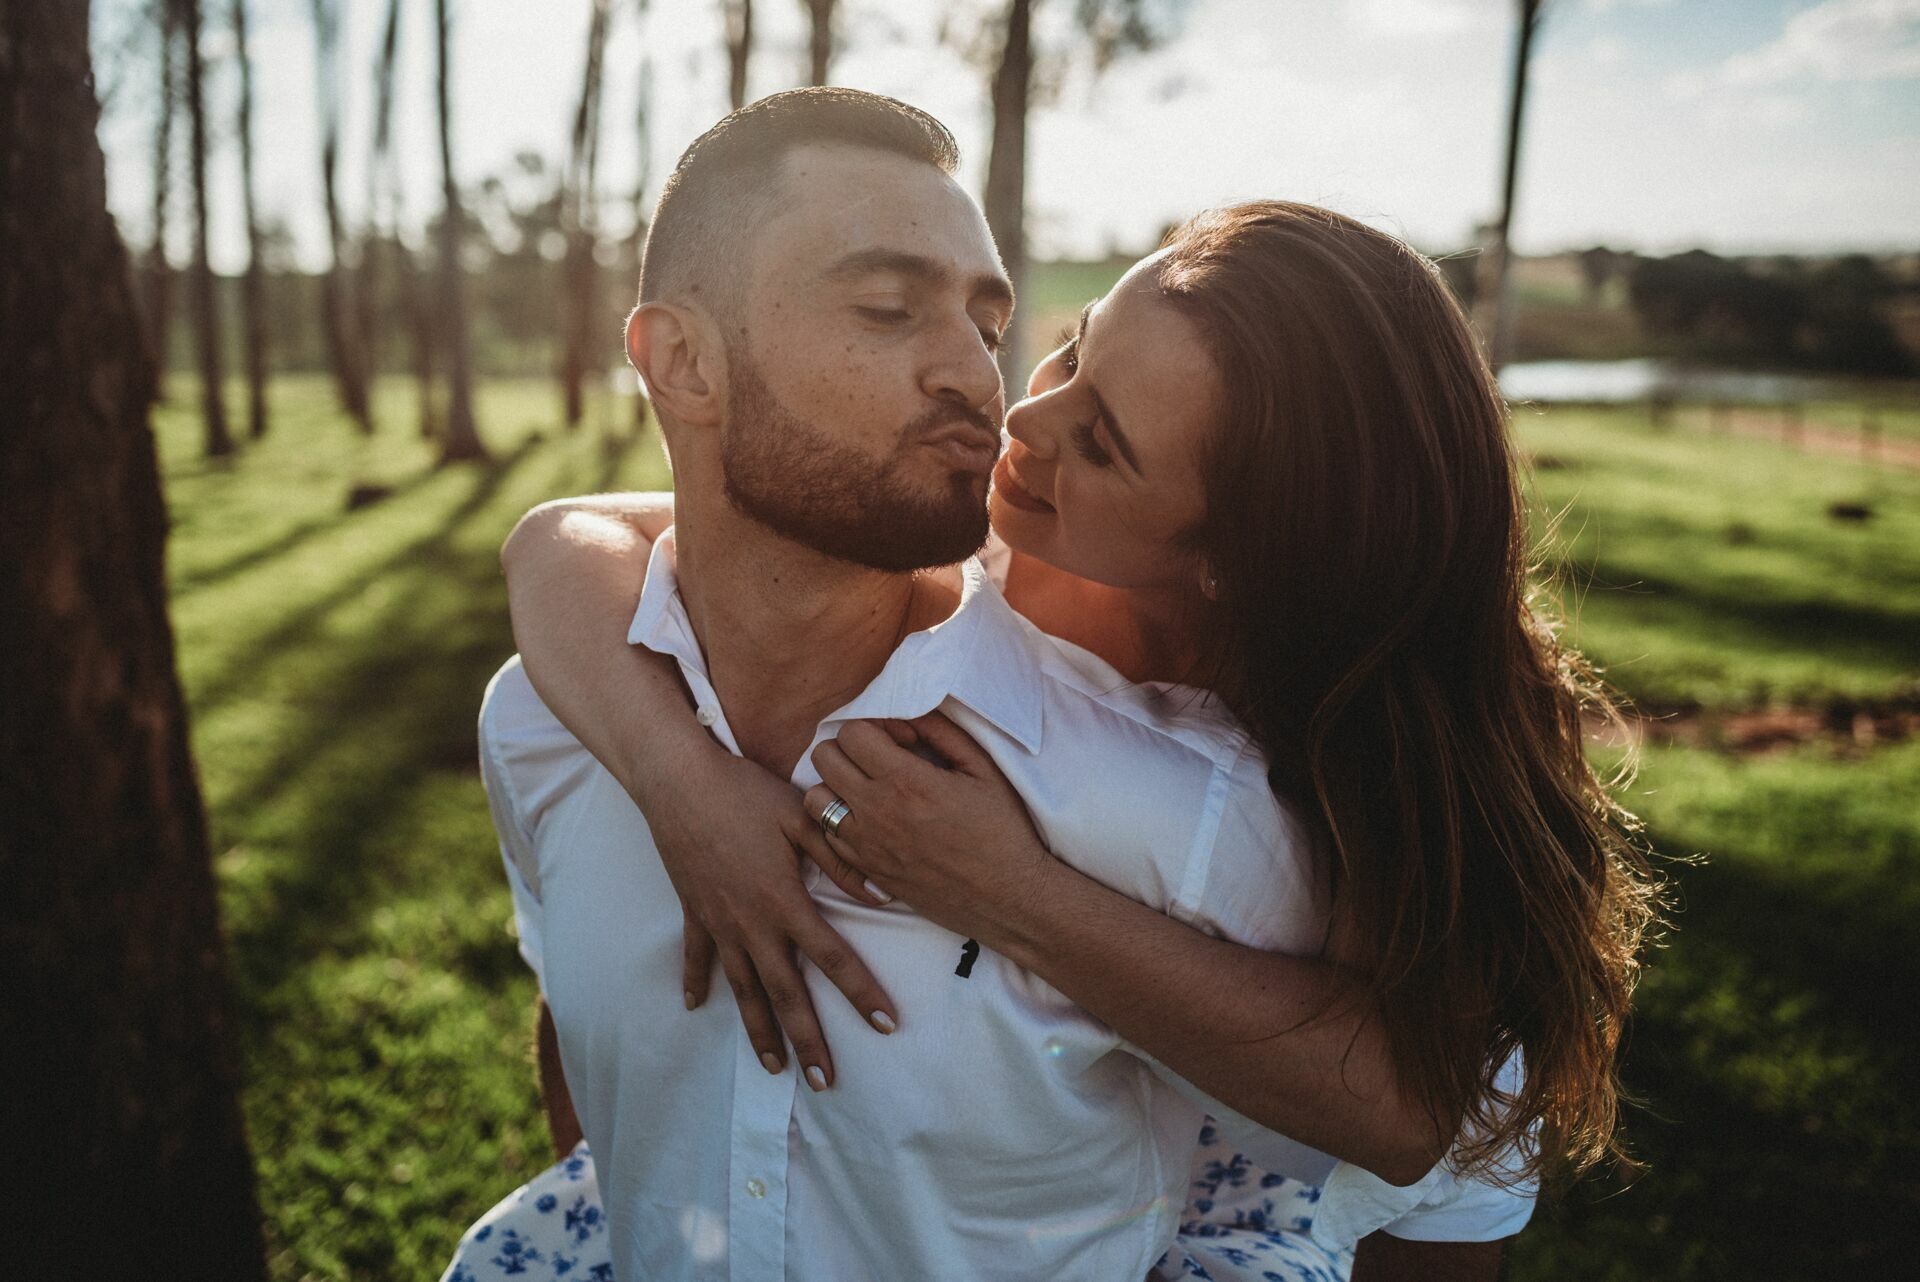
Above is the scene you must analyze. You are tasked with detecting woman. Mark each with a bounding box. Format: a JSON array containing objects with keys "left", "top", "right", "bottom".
[{"left": 450, "top": 202, "right": 1657, "bottom": 1280}]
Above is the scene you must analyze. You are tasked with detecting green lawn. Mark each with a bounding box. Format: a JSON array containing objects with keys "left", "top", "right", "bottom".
[
  {"left": 154, "top": 378, "right": 1917, "bottom": 1278},
  {"left": 1516, "top": 404, "right": 1920, "bottom": 709},
  {"left": 162, "top": 375, "right": 669, "bottom": 1278}
]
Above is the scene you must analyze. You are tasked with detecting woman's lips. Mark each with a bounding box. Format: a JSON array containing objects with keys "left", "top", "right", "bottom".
[{"left": 992, "top": 453, "right": 1056, "bottom": 514}]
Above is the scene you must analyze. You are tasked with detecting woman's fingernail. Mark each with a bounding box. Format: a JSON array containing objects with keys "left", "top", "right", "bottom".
[
  {"left": 684, "top": 990, "right": 698, "bottom": 1011},
  {"left": 869, "top": 1010, "right": 896, "bottom": 1034},
  {"left": 863, "top": 880, "right": 892, "bottom": 904},
  {"left": 805, "top": 1064, "right": 829, "bottom": 1092},
  {"left": 761, "top": 1052, "right": 782, "bottom": 1075}
]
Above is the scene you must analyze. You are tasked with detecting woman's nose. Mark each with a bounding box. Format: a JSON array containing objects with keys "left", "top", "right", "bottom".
[{"left": 1004, "top": 389, "right": 1060, "bottom": 460}]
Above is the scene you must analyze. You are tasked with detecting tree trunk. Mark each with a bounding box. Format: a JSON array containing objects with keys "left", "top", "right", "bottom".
[
  {"left": 365, "top": 0, "right": 402, "bottom": 431},
  {"left": 0, "top": 3, "right": 267, "bottom": 1274},
  {"left": 181, "top": 0, "right": 233, "bottom": 458},
  {"left": 983, "top": 0, "right": 1032, "bottom": 390},
  {"left": 142, "top": 0, "right": 177, "bottom": 404},
  {"left": 723, "top": 0, "right": 753, "bottom": 111},
  {"left": 435, "top": 0, "right": 487, "bottom": 463},
  {"left": 801, "top": 0, "right": 836, "bottom": 85},
  {"left": 232, "top": 0, "right": 269, "bottom": 438},
  {"left": 631, "top": 4, "right": 654, "bottom": 436},
  {"left": 1482, "top": 0, "right": 1541, "bottom": 372},
  {"left": 561, "top": 0, "right": 612, "bottom": 429},
  {"left": 368, "top": 0, "right": 439, "bottom": 438},
  {"left": 310, "top": 0, "right": 373, "bottom": 432}
]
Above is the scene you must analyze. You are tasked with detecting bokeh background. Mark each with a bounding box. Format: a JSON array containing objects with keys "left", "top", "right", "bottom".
[{"left": 80, "top": 0, "right": 1920, "bottom": 1276}]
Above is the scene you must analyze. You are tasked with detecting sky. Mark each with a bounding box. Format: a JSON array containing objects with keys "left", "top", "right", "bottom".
[{"left": 92, "top": 0, "right": 1920, "bottom": 275}]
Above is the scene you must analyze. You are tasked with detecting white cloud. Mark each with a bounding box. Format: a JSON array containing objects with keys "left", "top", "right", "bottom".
[
  {"left": 1721, "top": 0, "right": 1920, "bottom": 85},
  {"left": 1351, "top": 0, "right": 1498, "bottom": 38}
]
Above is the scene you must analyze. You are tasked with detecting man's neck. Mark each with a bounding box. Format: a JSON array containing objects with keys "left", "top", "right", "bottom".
[{"left": 670, "top": 497, "right": 958, "bottom": 779}]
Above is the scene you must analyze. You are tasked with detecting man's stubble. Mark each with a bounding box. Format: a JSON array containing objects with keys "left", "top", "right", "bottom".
[{"left": 720, "top": 348, "right": 993, "bottom": 573}]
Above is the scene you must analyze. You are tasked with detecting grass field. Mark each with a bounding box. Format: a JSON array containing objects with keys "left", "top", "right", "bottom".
[{"left": 154, "top": 376, "right": 1918, "bottom": 1279}]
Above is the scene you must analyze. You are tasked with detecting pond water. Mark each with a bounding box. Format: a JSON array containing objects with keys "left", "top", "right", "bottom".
[{"left": 1499, "top": 359, "right": 1834, "bottom": 405}]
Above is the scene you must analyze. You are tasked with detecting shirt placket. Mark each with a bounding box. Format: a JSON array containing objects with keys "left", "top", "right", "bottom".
[
  {"left": 673, "top": 660, "right": 794, "bottom": 1282},
  {"left": 727, "top": 1033, "right": 794, "bottom": 1282}
]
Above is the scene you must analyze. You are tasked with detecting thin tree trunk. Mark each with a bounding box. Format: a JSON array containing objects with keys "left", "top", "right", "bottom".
[
  {"left": 983, "top": 0, "right": 1032, "bottom": 389},
  {"left": 403, "top": 246, "right": 438, "bottom": 437},
  {"left": 801, "top": 0, "right": 836, "bottom": 85},
  {"left": 364, "top": 0, "right": 403, "bottom": 430},
  {"left": 0, "top": 2, "right": 267, "bottom": 1273},
  {"left": 1484, "top": 0, "right": 1541, "bottom": 372},
  {"left": 561, "top": 0, "right": 612, "bottom": 429},
  {"left": 723, "top": 0, "right": 753, "bottom": 111},
  {"left": 311, "top": 0, "right": 373, "bottom": 431},
  {"left": 369, "top": 0, "right": 439, "bottom": 437},
  {"left": 631, "top": 3, "right": 654, "bottom": 435},
  {"left": 143, "top": 0, "right": 177, "bottom": 404},
  {"left": 181, "top": 0, "right": 233, "bottom": 457},
  {"left": 435, "top": 0, "right": 486, "bottom": 463},
  {"left": 232, "top": 0, "right": 269, "bottom": 438}
]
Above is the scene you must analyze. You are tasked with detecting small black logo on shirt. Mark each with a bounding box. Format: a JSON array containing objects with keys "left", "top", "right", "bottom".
[{"left": 955, "top": 938, "right": 981, "bottom": 978}]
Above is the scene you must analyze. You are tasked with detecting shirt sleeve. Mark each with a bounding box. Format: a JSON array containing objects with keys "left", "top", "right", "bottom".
[
  {"left": 1130, "top": 740, "right": 1345, "bottom": 1181},
  {"left": 479, "top": 661, "right": 549, "bottom": 989},
  {"left": 1169, "top": 738, "right": 1330, "bottom": 955},
  {"left": 1309, "top": 1050, "right": 1538, "bottom": 1247}
]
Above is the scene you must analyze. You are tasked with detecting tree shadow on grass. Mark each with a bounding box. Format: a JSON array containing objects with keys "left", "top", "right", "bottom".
[
  {"left": 1515, "top": 822, "right": 1920, "bottom": 1280},
  {"left": 171, "top": 465, "right": 448, "bottom": 598},
  {"left": 188, "top": 436, "right": 541, "bottom": 718},
  {"left": 1574, "top": 561, "right": 1920, "bottom": 675},
  {"left": 211, "top": 430, "right": 640, "bottom": 1012}
]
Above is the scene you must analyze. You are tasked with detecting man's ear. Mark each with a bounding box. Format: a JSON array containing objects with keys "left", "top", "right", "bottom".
[{"left": 627, "top": 302, "right": 723, "bottom": 428}]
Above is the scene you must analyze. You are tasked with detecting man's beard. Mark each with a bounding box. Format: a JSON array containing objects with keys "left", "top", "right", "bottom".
[{"left": 721, "top": 352, "right": 992, "bottom": 572}]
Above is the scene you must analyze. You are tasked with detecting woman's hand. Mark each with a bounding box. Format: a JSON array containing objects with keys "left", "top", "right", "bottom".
[
  {"left": 802, "top": 713, "right": 1058, "bottom": 944},
  {"left": 652, "top": 739, "right": 900, "bottom": 1091}
]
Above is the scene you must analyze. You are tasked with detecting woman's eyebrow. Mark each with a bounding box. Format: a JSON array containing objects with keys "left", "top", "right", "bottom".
[{"left": 1075, "top": 302, "right": 1144, "bottom": 476}]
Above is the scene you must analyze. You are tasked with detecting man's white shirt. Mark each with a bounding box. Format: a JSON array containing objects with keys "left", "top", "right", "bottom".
[{"left": 479, "top": 532, "right": 1532, "bottom": 1281}]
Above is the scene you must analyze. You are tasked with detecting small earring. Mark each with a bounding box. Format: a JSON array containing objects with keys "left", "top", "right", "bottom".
[{"left": 1202, "top": 572, "right": 1221, "bottom": 600}]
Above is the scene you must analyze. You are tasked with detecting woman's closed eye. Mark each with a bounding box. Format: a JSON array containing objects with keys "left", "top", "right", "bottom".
[
  {"left": 1070, "top": 420, "right": 1113, "bottom": 468},
  {"left": 855, "top": 305, "right": 911, "bottom": 324},
  {"left": 1054, "top": 331, "right": 1081, "bottom": 374}
]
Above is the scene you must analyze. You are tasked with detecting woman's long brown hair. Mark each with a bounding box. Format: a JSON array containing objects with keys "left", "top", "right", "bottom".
[{"left": 1158, "top": 202, "right": 1661, "bottom": 1181}]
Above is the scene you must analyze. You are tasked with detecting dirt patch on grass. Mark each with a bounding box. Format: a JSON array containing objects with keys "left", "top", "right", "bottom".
[{"left": 1595, "top": 695, "right": 1920, "bottom": 755}]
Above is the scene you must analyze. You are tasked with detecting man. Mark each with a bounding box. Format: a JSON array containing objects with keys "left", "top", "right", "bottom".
[{"left": 476, "top": 88, "right": 1524, "bottom": 1281}]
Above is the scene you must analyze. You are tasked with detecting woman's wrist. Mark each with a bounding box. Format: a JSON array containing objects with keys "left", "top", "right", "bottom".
[
  {"left": 618, "top": 684, "right": 731, "bottom": 816},
  {"left": 973, "top": 851, "right": 1096, "bottom": 974}
]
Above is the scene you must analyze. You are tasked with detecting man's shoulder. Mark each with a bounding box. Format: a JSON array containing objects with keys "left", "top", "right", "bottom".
[
  {"left": 1025, "top": 636, "right": 1254, "bottom": 775},
  {"left": 478, "top": 656, "right": 599, "bottom": 821},
  {"left": 480, "top": 655, "right": 564, "bottom": 752}
]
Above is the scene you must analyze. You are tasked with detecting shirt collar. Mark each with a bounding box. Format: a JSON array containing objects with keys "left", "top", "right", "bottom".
[{"left": 626, "top": 530, "right": 1045, "bottom": 755}]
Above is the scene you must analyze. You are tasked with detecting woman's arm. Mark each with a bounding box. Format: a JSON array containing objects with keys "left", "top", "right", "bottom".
[
  {"left": 500, "top": 496, "right": 899, "bottom": 1091},
  {"left": 804, "top": 714, "right": 1449, "bottom": 1187}
]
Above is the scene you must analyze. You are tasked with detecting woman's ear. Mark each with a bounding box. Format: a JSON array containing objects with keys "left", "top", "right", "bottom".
[{"left": 627, "top": 302, "right": 722, "bottom": 428}]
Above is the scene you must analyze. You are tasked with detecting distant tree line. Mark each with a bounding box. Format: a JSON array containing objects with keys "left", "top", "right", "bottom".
[{"left": 1622, "top": 249, "right": 1913, "bottom": 377}]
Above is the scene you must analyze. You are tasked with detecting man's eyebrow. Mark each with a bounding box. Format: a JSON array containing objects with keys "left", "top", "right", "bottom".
[
  {"left": 1075, "top": 302, "right": 1143, "bottom": 476},
  {"left": 824, "top": 248, "right": 1013, "bottom": 310}
]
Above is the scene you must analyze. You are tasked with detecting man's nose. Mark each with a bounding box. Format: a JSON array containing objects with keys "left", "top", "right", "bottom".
[{"left": 922, "top": 318, "right": 1005, "bottom": 417}]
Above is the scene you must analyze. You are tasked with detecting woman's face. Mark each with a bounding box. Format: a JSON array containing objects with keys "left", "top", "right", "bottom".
[{"left": 989, "top": 252, "right": 1224, "bottom": 593}]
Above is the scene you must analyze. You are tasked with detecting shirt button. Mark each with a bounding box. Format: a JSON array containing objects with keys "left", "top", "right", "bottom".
[
  {"left": 745, "top": 1177, "right": 767, "bottom": 1199},
  {"left": 696, "top": 706, "right": 719, "bottom": 727}
]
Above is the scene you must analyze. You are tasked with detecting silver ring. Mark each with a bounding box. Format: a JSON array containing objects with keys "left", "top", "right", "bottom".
[{"left": 817, "top": 796, "right": 852, "bottom": 839}]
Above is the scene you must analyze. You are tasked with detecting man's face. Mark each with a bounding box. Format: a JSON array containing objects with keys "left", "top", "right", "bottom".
[{"left": 719, "top": 144, "right": 1013, "bottom": 572}]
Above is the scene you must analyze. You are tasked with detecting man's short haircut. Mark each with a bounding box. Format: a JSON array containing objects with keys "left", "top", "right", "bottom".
[{"left": 637, "top": 88, "right": 960, "bottom": 314}]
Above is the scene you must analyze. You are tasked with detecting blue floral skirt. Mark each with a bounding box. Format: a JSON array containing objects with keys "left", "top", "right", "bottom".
[{"left": 442, "top": 1131, "right": 1352, "bottom": 1282}]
